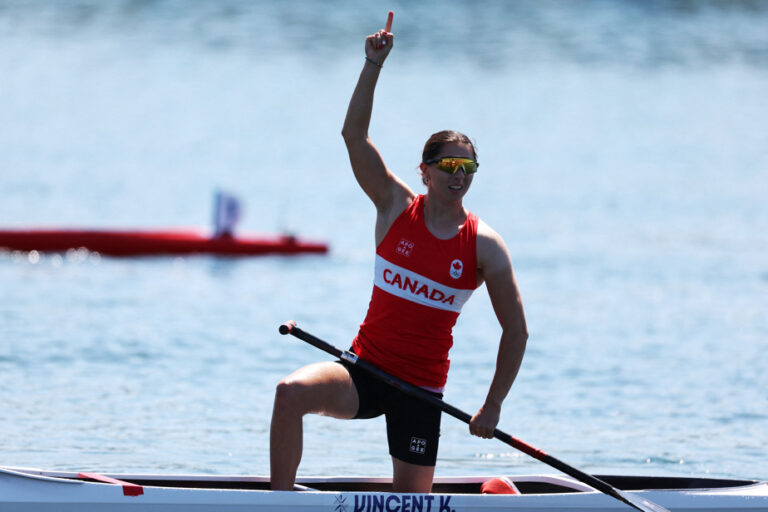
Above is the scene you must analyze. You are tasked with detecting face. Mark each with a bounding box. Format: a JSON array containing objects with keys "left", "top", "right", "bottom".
[{"left": 420, "top": 142, "right": 476, "bottom": 200}]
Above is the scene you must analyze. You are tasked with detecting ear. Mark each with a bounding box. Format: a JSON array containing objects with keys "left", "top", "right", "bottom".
[{"left": 419, "top": 163, "right": 430, "bottom": 186}]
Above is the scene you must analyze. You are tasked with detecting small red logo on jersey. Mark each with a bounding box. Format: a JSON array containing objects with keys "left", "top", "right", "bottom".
[
  {"left": 396, "top": 239, "right": 414, "bottom": 257},
  {"left": 450, "top": 259, "right": 463, "bottom": 279}
]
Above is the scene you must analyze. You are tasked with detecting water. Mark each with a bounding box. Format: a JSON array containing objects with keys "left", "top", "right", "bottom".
[{"left": 1, "top": 0, "right": 767, "bottom": 482}]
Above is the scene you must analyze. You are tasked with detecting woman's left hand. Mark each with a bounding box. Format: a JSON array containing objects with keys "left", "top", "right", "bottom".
[{"left": 469, "top": 402, "right": 501, "bottom": 439}]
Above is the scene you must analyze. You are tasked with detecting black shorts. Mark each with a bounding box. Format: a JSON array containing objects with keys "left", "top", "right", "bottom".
[{"left": 338, "top": 357, "right": 443, "bottom": 466}]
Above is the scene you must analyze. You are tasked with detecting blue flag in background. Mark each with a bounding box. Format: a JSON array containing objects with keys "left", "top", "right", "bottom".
[{"left": 213, "top": 190, "right": 242, "bottom": 237}]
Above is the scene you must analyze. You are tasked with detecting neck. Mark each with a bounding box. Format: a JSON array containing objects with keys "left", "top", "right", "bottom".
[{"left": 423, "top": 194, "right": 467, "bottom": 239}]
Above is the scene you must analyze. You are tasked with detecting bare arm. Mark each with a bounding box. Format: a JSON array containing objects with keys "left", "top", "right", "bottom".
[
  {"left": 341, "top": 12, "right": 413, "bottom": 226},
  {"left": 469, "top": 221, "right": 529, "bottom": 439}
]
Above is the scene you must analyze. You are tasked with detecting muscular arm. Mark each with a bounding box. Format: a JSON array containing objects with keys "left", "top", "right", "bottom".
[
  {"left": 341, "top": 12, "right": 412, "bottom": 241},
  {"left": 341, "top": 58, "right": 405, "bottom": 209},
  {"left": 470, "top": 222, "right": 529, "bottom": 438}
]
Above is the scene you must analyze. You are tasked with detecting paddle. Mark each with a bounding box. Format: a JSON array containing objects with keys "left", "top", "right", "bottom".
[{"left": 278, "top": 320, "right": 670, "bottom": 512}]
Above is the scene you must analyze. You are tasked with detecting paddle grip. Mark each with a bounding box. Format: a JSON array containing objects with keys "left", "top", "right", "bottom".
[
  {"left": 280, "top": 322, "right": 344, "bottom": 361},
  {"left": 278, "top": 320, "right": 296, "bottom": 335}
]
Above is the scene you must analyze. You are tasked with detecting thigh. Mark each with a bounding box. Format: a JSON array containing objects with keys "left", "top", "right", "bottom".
[
  {"left": 339, "top": 360, "right": 387, "bottom": 420},
  {"left": 384, "top": 390, "right": 442, "bottom": 467},
  {"left": 279, "top": 361, "right": 359, "bottom": 419}
]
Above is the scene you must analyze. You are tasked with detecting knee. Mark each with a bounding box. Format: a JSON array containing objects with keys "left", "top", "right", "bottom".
[{"left": 273, "top": 378, "right": 311, "bottom": 416}]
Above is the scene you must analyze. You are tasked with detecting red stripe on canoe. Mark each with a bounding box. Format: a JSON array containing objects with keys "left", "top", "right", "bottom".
[{"left": 78, "top": 472, "right": 144, "bottom": 497}]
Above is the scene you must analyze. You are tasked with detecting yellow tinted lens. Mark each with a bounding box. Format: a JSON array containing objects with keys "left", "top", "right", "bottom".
[
  {"left": 435, "top": 159, "right": 458, "bottom": 174},
  {"left": 436, "top": 158, "right": 477, "bottom": 175},
  {"left": 460, "top": 160, "right": 478, "bottom": 174}
]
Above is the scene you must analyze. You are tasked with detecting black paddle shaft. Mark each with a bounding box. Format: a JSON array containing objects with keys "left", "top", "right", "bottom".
[{"left": 278, "top": 321, "right": 669, "bottom": 512}]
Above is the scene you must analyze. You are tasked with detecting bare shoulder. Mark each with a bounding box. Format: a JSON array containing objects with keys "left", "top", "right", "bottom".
[
  {"left": 381, "top": 173, "right": 416, "bottom": 216},
  {"left": 476, "top": 219, "right": 512, "bottom": 275},
  {"left": 374, "top": 178, "right": 416, "bottom": 245}
]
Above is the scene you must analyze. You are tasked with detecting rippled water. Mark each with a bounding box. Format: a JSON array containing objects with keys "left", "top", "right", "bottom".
[{"left": 1, "top": 0, "right": 767, "bottom": 481}]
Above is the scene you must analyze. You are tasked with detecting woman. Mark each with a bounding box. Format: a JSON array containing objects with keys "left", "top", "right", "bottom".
[{"left": 270, "top": 12, "right": 528, "bottom": 493}]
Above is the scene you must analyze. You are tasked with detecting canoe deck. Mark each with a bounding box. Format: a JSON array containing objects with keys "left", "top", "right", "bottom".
[
  {"left": 75, "top": 473, "right": 758, "bottom": 494},
  {"left": 2, "top": 466, "right": 767, "bottom": 512}
]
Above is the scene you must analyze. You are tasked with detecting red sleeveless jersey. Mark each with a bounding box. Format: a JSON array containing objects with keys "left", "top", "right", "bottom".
[{"left": 352, "top": 195, "right": 479, "bottom": 390}]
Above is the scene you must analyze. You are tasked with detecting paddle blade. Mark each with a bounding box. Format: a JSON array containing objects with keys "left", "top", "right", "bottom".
[{"left": 615, "top": 489, "right": 670, "bottom": 512}]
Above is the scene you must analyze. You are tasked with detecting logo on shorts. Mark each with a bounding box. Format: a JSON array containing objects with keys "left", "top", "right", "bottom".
[
  {"left": 409, "top": 437, "right": 427, "bottom": 455},
  {"left": 396, "top": 239, "right": 414, "bottom": 257},
  {"left": 449, "top": 259, "right": 463, "bottom": 279}
]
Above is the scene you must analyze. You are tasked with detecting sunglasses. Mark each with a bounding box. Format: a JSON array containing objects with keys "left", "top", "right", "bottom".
[{"left": 424, "top": 156, "right": 479, "bottom": 175}]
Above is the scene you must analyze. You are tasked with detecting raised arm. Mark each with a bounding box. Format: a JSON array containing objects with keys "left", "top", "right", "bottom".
[
  {"left": 341, "top": 12, "right": 413, "bottom": 218},
  {"left": 469, "top": 221, "right": 529, "bottom": 439}
]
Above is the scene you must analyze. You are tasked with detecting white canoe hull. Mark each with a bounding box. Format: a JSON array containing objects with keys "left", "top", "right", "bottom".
[{"left": 1, "top": 466, "right": 767, "bottom": 512}]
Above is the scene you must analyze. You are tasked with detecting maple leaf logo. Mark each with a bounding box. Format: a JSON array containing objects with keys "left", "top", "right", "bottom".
[{"left": 450, "top": 259, "right": 463, "bottom": 279}]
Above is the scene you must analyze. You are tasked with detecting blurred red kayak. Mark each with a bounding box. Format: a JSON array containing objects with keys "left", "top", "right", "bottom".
[{"left": 0, "top": 228, "right": 328, "bottom": 257}]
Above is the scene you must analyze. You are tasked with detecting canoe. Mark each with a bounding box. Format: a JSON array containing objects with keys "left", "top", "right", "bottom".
[
  {"left": 0, "top": 228, "right": 328, "bottom": 257},
  {"left": 1, "top": 466, "right": 766, "bottom": 511}
]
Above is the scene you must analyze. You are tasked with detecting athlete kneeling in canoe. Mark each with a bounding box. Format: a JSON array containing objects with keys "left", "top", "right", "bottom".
[{"left": 270, "top": 11, "right": 528, "bottom": 493}]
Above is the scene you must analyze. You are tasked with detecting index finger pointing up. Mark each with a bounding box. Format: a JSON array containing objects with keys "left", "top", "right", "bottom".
[{"left": 384, "top": 11, "right": 393, "bottom": 33}]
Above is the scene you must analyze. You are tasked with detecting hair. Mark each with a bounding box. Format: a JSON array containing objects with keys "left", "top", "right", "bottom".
[
  {"left": 421, "top": 130, "right": 477, "bottom": 163},
  {"left": 420, "top": 130, "right": 477, "bottom": 185}
]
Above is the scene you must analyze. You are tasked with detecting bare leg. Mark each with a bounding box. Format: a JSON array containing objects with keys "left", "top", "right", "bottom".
[
  {"left": 392, "top": 457, "right": 435, "bottom": 493},
  {"left": 270, "top": 361, "right": 359, "bottom": 490}
]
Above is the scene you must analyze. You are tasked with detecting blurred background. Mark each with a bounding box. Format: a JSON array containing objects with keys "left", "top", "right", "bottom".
[{"left": 1, "top": 0, "right": 766, "bottom": 480}]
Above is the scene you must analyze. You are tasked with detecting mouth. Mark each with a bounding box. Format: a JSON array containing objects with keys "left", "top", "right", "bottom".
[{"left": 448, "top": 184, "right": 464, "bottom": 191}]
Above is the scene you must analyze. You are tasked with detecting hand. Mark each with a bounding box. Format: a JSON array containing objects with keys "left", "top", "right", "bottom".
[
  {"left": 469, "top": 402, "right": 501, "bottom": 439},
  {"left": 365, "top": 11, "right": 394, "bottom": 66}
]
